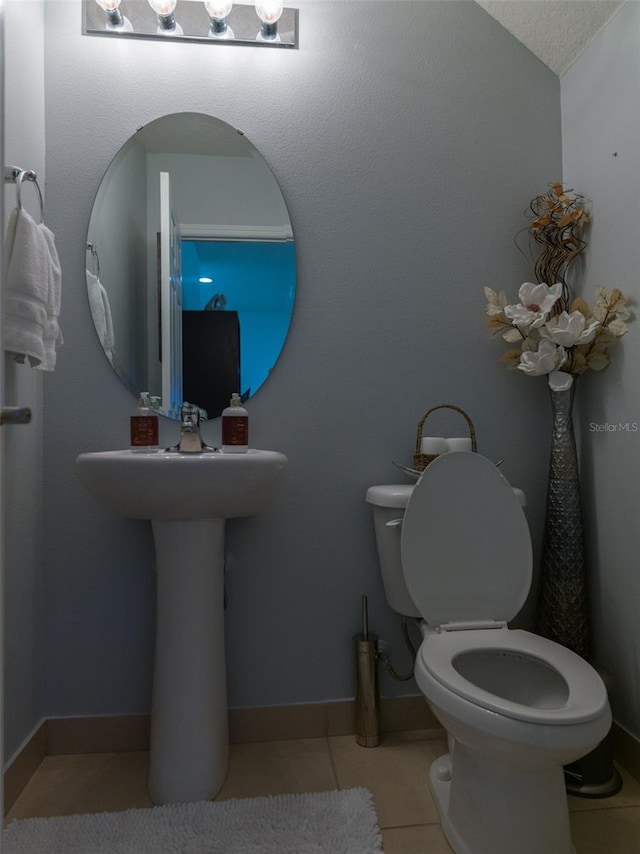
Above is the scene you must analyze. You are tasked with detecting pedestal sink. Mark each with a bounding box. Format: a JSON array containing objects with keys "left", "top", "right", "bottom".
[{"left": 75, "top": 449, "right": 288, "bottom": 805}]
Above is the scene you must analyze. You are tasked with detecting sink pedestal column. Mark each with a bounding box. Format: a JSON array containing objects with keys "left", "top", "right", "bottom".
[{"left": 149, "top": 518, "right": 228, "bottom": 804}]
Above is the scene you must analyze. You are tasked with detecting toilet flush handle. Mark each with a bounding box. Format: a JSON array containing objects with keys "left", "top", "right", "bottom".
[{"left": 385, "top": 518, "right": 403, "bottom": 528}]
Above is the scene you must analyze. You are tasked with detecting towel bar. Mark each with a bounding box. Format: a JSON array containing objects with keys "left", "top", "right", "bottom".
[
  {"left": 0, "top": 407, "right": 32, "bottom": 426},
  {"left": 4, "top": 165, "right": 44, "bottom": 222}
]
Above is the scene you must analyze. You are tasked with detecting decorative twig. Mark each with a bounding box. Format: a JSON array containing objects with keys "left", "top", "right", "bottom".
[{"left": 514, "top": 181, "right": 589, "bottom": 312}]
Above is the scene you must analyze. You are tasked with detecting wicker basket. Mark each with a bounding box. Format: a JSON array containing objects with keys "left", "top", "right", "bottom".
[{"left": 413, "top": 404, "right": 477, "bottom": 472}]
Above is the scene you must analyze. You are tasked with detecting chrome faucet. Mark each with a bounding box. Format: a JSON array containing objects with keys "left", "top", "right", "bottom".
[{"left": 176, "top": 402, "right": 207, "bottom": 453}]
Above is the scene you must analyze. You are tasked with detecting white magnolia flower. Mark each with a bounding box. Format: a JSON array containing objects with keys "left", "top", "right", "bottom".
[
  {"left": 548, "top": 370, "right": 574, "bottom": 392},
  {"left": 504, "top": 282, "right": 563, "bottom": 330},
  {"left": 504, "top": 304, "right": 547, "bottom": 328},
  {"left": 517, "top": 339, "right": 567, "bottom": 376},
  {"left": 540, "top": 311, "right": 600, "bottom": 347}
]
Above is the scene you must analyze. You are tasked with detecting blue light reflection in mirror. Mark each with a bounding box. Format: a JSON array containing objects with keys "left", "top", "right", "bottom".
[{"left": 181, "top": 239, "right": 295, "bottom": 401}]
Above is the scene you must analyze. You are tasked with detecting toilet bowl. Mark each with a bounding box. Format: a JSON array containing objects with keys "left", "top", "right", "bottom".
[{"left": 366, "top": 452, "right": 610, "bottom": 854}]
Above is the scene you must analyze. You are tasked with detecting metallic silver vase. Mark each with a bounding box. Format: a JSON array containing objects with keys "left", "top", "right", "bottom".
[{"left": 537, "top": 383, "right": 590, "bottom": 659}]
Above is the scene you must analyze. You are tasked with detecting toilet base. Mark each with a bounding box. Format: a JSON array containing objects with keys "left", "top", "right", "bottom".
[
  {"left": 429, "top": 756, "right": 473, "bottom": 854},
  {"left": 429, "top": 748, "right": 577, "bottom": 854}
]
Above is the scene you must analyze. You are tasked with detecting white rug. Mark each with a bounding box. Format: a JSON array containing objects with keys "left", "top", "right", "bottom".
[{"left": 3, "top": 787, "right": 383, "bottom": 854}]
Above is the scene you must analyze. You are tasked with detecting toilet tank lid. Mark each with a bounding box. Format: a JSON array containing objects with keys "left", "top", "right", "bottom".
[
  {"left": 366, "top": 484, "right": 414, "bottom": 508},
  {"left": 365, "top": 481, "right": 526, "bottom": 509}
]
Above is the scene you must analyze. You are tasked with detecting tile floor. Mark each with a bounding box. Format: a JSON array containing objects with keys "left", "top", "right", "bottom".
[{"left": 5, "top": 730, "right": 640, "bottom": 852}]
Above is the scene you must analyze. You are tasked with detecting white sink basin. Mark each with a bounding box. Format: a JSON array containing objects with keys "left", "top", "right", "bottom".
[
  {"left": 74, "top": 446, "right": 288, "bottom": 805},
  {"left": 76, "top": 449, "right": 288, "bottom": 520}
]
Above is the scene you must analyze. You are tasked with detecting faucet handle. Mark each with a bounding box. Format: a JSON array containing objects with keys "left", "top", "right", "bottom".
[{"left": 180, "top": 402, "right": 200, "bottom": 425}]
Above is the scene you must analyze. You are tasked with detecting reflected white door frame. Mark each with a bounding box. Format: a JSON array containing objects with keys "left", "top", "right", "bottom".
[
  {"left": 0, "top": 0, "right": 6, "bottom": 835},
  {"left": 159, "top": 171, "right": 183, "bottom": 419}
]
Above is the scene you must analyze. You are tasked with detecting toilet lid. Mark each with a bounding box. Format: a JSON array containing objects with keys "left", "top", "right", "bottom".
[{"left": 401, "top": 452, "right": 532, "bottom": 627}]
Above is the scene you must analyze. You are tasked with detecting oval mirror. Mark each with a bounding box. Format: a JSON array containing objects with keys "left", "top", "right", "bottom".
[{"left": 85, "top": 112, "right": 296, "bottom": 419}]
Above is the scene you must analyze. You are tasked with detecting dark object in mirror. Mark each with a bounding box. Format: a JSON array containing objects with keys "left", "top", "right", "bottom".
[
  {"left": 204, "top": 294, "right": 227, "bottom": 311},
  {"left": 182, "top": 311, "right": 240, "bottom": 420},
  {"left": 85, "top": 112, "right": 295, "bottom": 419}
]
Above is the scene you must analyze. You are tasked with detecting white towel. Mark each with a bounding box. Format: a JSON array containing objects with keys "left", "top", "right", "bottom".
[
  {"left": 3, "top": 207, "right": 49, "bottom": 366},
  {"left": 3, "top": 207, "right": 64, "bottom": 371},
  {"left": 86, "top": 270, "right": 114, "bottom": 362},
  {"left": 39, "top": 222, "right": 63, "bottom": 371}
]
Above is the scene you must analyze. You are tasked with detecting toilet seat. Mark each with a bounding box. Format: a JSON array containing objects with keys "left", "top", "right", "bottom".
[
  {"left": 401, "top": 452, "right": 608, "bottom": 726},
  {"left": 418, "top": 627, "right": 608, "bottom": 725},
  {"left": 401, "top": 452, "right": 532, "bottom": 628}
]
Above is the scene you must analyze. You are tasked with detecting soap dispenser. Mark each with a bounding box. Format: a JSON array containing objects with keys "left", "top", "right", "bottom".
[
  {"left": 130, "top": 392, "right": 159, "bottom": 453},
  {"left": 221, "top": 393, "right": 248, "bottom": 453}
]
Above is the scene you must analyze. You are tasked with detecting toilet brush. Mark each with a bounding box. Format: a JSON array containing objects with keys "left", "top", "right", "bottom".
[{"left": 354, "top": 595, "right": 381, "bottom": 747}]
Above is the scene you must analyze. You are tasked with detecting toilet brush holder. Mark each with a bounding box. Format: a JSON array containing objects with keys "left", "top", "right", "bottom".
[
  {"left": 564, "top": 667, "right": 622, "bottom": 798},
  {"left": 354, "top": 632, "right": 381, "bottom": 747}
]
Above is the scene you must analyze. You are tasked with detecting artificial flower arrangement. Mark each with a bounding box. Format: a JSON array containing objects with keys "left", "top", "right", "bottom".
[{"left": 484, "top": 182, "right": 631, "bottom": 391}]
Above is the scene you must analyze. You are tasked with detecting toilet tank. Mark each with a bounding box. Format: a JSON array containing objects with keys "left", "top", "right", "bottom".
[{"left": 365, "top": 485, "right": 421, "bottom": 618}]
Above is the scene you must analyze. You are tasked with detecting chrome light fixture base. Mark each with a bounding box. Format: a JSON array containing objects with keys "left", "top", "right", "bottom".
[{"left": 84, "top": 0, "right": 298, "bottom": 49}]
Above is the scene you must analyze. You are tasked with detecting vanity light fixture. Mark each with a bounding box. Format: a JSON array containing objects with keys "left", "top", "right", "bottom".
[{"left": 84, "top": 0, "right": 298, "bottom": 49}]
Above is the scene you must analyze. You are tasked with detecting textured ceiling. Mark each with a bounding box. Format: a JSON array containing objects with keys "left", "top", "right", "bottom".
[{"left": 476, "top": 0, "right": 624, "bottom": 76}]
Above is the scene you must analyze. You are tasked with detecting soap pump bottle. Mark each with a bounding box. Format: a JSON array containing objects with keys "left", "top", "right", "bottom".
[
  {"left": 130, "top": 392, "right": 159, "bottom": 453},
  {"left": 221, "top": 393, "right": 248, "bottom": 454}
]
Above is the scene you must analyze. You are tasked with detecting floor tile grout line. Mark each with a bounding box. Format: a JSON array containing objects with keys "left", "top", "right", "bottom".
[
  {"left": 321, "top": 704, "right": 342, "bottom": 790},
  {"left": 378, "top": 818, "right": 442, "bottom": 831},
  {"left": 325, "top": 732, "right": 343, "bottom": 791},
  {"left": 569, "top": 802, "right": 639, "bottom": 813},
  {"left": 570, "top": 803, "right": 640, "bottom": 814}
]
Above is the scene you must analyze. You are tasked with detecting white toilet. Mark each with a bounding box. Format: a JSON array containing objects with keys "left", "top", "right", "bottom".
[{"left": 366, "top": 451, "right": 611, "bottom": 854}]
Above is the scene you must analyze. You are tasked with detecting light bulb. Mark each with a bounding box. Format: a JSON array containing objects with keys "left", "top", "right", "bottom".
[
  {"left": 95, "top": 0, "right": 124, "bottom": 26},
  {"left": 148, "top": 0, "right": 177, "bottom": 14},
  {"left": 148, "top": 0, "right": 177, "bottom": 30},
  {"left": 205, "top": 0, "right": 233, "bottom": 36},
  {"left": 255, "top": 1, "right": 283, "bottom": 24},
  {"left": 255, "top": 1, "right": 283, "bottom": 39},
  {"left": 205, "top": 0, "right": 233, "bottom": 20}
]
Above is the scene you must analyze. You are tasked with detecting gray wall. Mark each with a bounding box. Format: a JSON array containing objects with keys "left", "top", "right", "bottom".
[
  {"left": 562, "top": 0, "right": 640, "bottom": 740},
  {"left": 41, "top": 1, "right": 559, "bottom": 719}
]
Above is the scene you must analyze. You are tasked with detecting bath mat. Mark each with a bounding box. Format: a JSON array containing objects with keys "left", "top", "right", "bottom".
[{"left": 3, "top": 787, "right": 382, "bottom": 853}]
